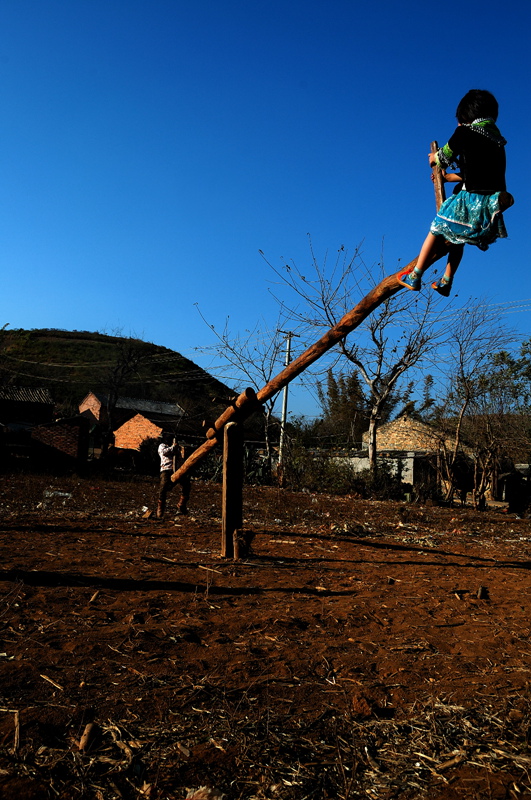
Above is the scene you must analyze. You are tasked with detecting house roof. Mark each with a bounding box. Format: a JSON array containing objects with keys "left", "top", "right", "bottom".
[
  {"left": 0, "top": 386, "right": 54, "bottom": 404},
  {"left": 362, "top": 414, "right": 436, "bottom": 438},
  {"left": 120, "top": 412, "right": 182, "bottom": 430},
  {"left": 362, "top": 414, "right": 447, "bottom": 453},
  {"left": 86, "top": 392, "right": 184, "bottom": 417}
]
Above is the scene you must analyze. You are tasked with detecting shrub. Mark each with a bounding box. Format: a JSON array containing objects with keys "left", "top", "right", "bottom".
[
  {"left": 283, "top": 446, "right": 360, "bottom": 495},
  {"left": 282, "top": 446, "right": 408, "bottom": 499}
]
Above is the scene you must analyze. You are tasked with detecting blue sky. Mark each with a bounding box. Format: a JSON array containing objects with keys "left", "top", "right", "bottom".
[{"left": 1, "top": 0, "right": 529, "bottom": 418}]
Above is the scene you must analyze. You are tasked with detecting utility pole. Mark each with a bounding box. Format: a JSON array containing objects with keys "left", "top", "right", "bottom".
[{"left": 277, "top": 330, "right": 299, "bottom": 467}]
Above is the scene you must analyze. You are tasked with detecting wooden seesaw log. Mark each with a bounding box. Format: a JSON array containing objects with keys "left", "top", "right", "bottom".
[
  {"left": 171, "top": 242, "right": 450, "bottom": 486},
  {"left": 204, "top": 387, "right": 259, "bottom": 440},
  {"left": 170, "top": 141, "right": 449, "bottom": 487}
]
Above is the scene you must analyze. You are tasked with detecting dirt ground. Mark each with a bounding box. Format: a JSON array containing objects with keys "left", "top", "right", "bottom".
[{"left": 0, "top": 473, "right": 530, "bottom": 800}]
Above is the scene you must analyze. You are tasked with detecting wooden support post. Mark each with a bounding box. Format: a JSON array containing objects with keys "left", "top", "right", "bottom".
[{"left": 221, "top": 422, "right": 243, "bottom": 559}]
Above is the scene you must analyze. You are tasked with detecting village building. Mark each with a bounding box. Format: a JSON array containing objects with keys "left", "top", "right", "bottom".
[
  {"left": 113, "top": 412, "right": 181, "bottom": 451},
  {"left": 0, "top": 386, "right": 89, "bottom": 470},
  {"left": 361, "top": 414, "right": 447, "bottom": 453},
  {"left": 79, "top": 392, "right": 186, "bottom": 459},
  {"left": 0, "top": 386, "right": 55, "bottom": 428},
  {"left": 0, "top": 386, "right": 55, "bottom": 467},
  {"left": 31, "top": 416, "right": 90, "bottom": 471},
  {"left": 79, "top": 392, "right": 185, "bottom": 430},
  {"left": 355, "top": 414, "right": 524, "bottom": 503},
  {"left": 331, "top": 414, "right": 465, "bottom": 498}
]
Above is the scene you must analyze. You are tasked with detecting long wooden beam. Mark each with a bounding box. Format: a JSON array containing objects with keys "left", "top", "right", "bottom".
[{"left": 171, "top": 240, "right": 449, "bottom": 484}]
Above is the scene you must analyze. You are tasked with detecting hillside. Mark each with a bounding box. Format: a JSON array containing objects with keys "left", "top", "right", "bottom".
[{"left": 0, "top": 328, "right": 247, "bottom": 436}]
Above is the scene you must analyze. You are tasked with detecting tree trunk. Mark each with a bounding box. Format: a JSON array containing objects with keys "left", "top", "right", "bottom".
[
  {"left": 367, "top": 415, "right": 378, "bottom": 473},
  {"left": 444, "top": 396, "right": 470, "bottom": 501}
]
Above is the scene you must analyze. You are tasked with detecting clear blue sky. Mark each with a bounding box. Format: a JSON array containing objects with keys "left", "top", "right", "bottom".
[{"left": 1, "top": 0, "right": 529, "bottom": 417}]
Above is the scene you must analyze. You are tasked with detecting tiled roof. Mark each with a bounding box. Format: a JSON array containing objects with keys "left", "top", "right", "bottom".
[
  {"left": 0, "top": 386, "right": 54, "bottom": 404},
  {"left": 89, "top": 392, "right": 184, "bottom": 417}
]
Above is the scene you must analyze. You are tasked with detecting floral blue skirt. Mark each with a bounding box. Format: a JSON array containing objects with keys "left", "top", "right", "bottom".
[{"left": 430, "top": 190, "right": 508, "bottom": 251}]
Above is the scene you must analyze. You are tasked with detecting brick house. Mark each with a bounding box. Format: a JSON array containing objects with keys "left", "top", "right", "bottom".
[
  {"left": 329, "top": 414, "right": 455, "bottom": 494},
  {"left": 0, "top": 387, "right": 89, "bottom": 470},
  {"left": 0, "top": 386, "right": 56, "bottom": 468},
  {"left": 79, "top": 392, "right": 186, "bottom": 454},
  {"left": 113, "top": 413, "right": 181, "bottom": 451},
  {"left": 31, "top": 416, "right": 90, "bottom": 469}
]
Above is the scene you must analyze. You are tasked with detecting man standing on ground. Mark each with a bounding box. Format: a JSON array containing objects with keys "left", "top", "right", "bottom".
[{"left": 157, "top": 432, "right": 190, "bottom": 519}]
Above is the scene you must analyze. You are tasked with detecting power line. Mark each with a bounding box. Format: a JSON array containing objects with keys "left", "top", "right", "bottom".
[{"left": 426, "top": 297, "right": 531, "bottom": 322}]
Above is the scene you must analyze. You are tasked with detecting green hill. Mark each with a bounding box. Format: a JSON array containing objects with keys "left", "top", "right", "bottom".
[{"left": 0, "top": 328, "right": 244, "bottom": 436}]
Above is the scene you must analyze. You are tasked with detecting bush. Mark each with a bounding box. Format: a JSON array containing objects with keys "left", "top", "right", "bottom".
[
  {"left": 282, "top": 446, "right": 408, "bottom": 499},
  {"left": 353, "top": 462, "right": 406, "bottom": 501},
  {"left": 283, "top": 446, "right": 360, "bottom": 495}
]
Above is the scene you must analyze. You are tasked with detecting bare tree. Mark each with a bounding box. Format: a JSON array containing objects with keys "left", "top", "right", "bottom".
[
  {"left": 101, "top": 336, "right": 148, "bottom": 457},
  {"left": 264, "top": 239, "right": 450, "bottom": 471},
  {"left": 195, "top": 309, "right": 296, "bottom": 473},
  {"left": 427, "top": 303, "right": 517, "bottom": 505}
]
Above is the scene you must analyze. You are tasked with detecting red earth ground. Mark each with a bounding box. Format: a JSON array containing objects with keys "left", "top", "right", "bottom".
[{"left": 0, "top": 473, "right": 530, "bottom": 800}]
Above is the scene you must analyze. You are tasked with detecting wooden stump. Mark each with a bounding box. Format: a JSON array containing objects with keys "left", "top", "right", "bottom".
[{"left": 221, "top": 422, "right": 243, "bottom": 559}]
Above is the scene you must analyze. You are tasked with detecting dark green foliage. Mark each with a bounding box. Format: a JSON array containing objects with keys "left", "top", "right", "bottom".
[
  {"left": 316, "top": 369, "right": 368, "bottom": 448},
  {"left": 396, "top": 375, "right": 436, "bottom": 421},
  {"left": 353, "top": 460, "right": 407, "bottom": 500},
  {"left": 282, "top": 444, "right": 360, "bottom": 494},
  {"left": 282, "top": 443, "right": 407, "bottom": 499},
  {"left": 243, "top": 444, "right": 272, "bottom": 485}
]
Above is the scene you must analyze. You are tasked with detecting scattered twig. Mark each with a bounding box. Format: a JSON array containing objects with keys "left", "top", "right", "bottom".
[{"left": 40, "top": 674, "right": 64, "bottom": 691}]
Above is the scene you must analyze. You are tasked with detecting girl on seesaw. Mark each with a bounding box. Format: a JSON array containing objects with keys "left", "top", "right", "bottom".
[{"left": 398, "top": 89, "right": 513, "bottom": 297}]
